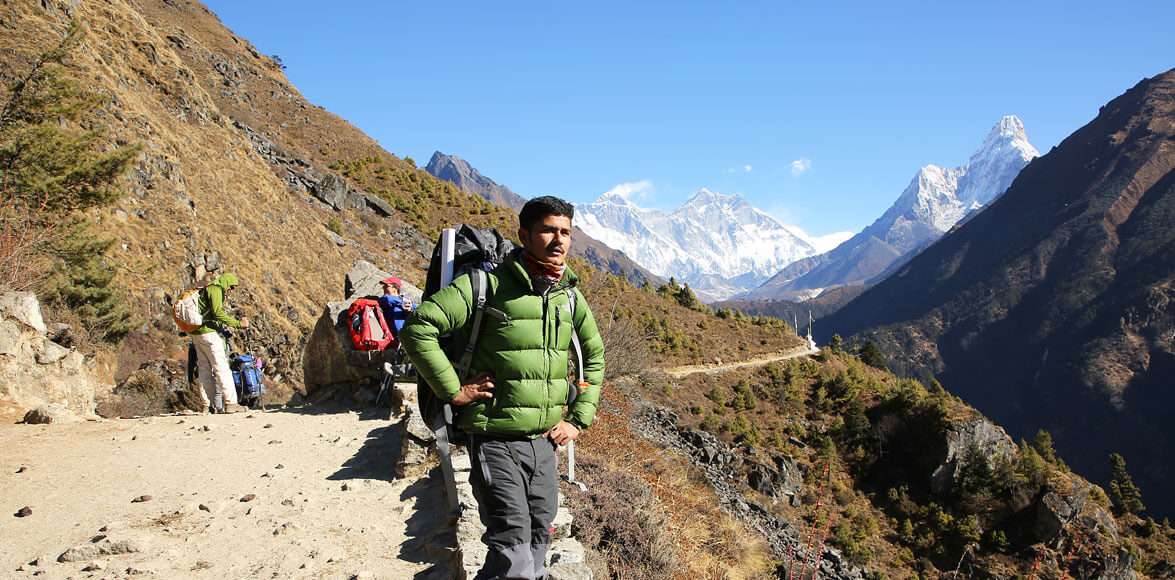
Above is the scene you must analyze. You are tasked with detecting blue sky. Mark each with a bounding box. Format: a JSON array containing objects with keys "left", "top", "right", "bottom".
[{"left": 205, "top": 1, "right": 1174, "bottom": 236}]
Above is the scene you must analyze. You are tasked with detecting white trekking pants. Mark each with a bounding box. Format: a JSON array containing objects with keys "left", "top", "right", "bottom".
[{"left": 192, "top": 331, "right": 238, "bottom": 411}]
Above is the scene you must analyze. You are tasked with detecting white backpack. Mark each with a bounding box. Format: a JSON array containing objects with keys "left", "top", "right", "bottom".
[{"left": 172, "top": 288, "right": 203, "bottom": 332}]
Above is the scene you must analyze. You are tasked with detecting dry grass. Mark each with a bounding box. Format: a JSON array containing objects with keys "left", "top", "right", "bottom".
[{"left": 571, "top": 389, "right": 773, "bottom": 579}]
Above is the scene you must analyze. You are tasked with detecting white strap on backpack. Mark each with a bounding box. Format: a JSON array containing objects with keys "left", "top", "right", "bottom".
[
  {"left": 564, "top": 287, "right": 588, "bottom": 492},
  {"left": 433, "top": 268, "right": 489, "bottom": 514}
]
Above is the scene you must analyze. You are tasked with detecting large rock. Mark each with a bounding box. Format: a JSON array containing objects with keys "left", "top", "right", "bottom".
[
  {"left": 311, "top": 173, "right": 348, "bottom": 210},
  {"left": 344, "top": 260, "right": 422, "bottom": 303},
  {"left": 929, "top": 416, "right": 1016, "bottom": 495},
  {"left": 1, "top": 292, "right": 101, "bottom": 421},
  {"left": 302, "top": 262, "right": 421, "bottom": 398},
  {"left": 0, "top": 292, "right": 47, "bottom": 333}
]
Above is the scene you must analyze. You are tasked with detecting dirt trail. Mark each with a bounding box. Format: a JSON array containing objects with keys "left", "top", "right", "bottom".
[
  {"left": 662, "top": 345, "right": 819, "bottom": 378},
  {"left": 0, "top": 394, "right": 454, "bottom": 579}
]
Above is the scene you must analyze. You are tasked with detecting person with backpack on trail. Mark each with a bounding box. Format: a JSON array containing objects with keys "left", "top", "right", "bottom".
[
  {"left": 191, "top": 272, "right": 250, "bottom": 414},
  {"left": 402, "top": 196, "right": 605, "bottom": 580},
  {"left": 377, "top": 276, "right": 413, "bottom": 340}
]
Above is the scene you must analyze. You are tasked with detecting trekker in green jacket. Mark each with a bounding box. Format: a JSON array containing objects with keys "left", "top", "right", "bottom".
[
  {"left": 402, "top": 196, "right": 605, "bottom": 580},
  {"left": 191, "top": 272, "right": 250, "bottom": 414}
]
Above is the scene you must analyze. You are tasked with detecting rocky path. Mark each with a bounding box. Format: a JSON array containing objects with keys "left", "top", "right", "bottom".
[
  {"left": 662, "top": 345, "right": 818, "bottom": 378},
  {"left": 0, "top": 403, "right": 455, "bottom": 579}
]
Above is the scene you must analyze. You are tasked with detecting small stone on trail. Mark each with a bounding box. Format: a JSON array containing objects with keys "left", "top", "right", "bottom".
[
  {"left": 349, "top": 572, "right": 374, "bottom": 580},
  {"left": 281, "top": 499, "right": 294, "bottom": 507},
  {"left": 82, "top": 560, "right": 105, "bottom": 571},
  {"left": 264, "top": 423, "right": 274, "bottom": 428},
  {"left": 176, "top": 419, "right": 185, "bottom": 424},
  {"left": 131, "top": 435, "right": 137, "bottom": 441},
  {"left": 240, "top": 494, "right": 257, "bottom": 503},
  {"left": 98, "top": 525, "right": 108, "bottom": 532},
  {"left": 261, "top": 472, "right": 272, "bottom": 478},
  {"left": 15, "top": 506, "right": 32, "bottom": 517},
  {"left": 268, "top": 440, "right": 282, "bottom": 445},
  {"left": 131, "top": 495, "right": 152, "bottom": 503},
  {"left": 16, "top": 466, "right": 27, "bottom": 473},
  {"left": 275, "top": 463, "right": 285, "bottom": 469},
  {"left": 198, "top": 504, "right": 210, "bottom": 512},
  {"left": 341, "top": 482, "right": 351, "bottom": 491},
  {"left": 200, "top": 425, "right": 212, "bottom": 432}
]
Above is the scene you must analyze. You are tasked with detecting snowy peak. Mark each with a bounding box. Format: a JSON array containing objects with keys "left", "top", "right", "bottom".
[
  {"left": 743, "top": 115, "right": 1039, "bottom": 301},
  {"left": 576, "top": 187, "right": 819, "bottom": 301},
  {"left": 970, "top": 115, "right": 1039, "bottom": 168}
]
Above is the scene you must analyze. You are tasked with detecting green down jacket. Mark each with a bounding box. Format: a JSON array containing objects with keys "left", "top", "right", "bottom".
[
  {"left": 192, "top": 273, "right": 242, "bottom": 335},
  {"left": 401, "top": 253, "right": 605, "bottom": 437}
]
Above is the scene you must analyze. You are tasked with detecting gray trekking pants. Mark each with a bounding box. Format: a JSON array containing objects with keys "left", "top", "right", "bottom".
[{"left": 469, "top": 435, "right": 558, "bottom": 580}]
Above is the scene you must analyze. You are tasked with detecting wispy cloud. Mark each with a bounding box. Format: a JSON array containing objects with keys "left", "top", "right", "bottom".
[
  {"left": 725, "top": 164, "right": 754, "bottom": 174},
  {"left": 602, "top": 179, "right": 654, "bottom": 202},
  {"left": 790, "top": 158, "right": 812, "bottom": 176}
]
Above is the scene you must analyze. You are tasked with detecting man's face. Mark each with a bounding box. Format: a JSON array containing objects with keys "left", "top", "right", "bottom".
[
  {"left": 519, "top": 214, "right": 572, "bottom": 266},
  {"left": 381, "top": 284, "right": 399, "bottom": 296}
]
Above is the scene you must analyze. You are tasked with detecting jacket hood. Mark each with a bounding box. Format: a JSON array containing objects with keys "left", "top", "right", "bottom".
[{"left": 212, "top": 273, "right": 239, "bottom": 289}]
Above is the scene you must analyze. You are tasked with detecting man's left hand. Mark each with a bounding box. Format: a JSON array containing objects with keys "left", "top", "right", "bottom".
[{"left": 546, "top": 421, "right": 580, "bottom": 446}]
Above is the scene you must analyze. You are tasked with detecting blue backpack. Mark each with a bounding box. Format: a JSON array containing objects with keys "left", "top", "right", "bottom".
[{"left": 231, "top": 353, "right": 264, "bottom": 400}]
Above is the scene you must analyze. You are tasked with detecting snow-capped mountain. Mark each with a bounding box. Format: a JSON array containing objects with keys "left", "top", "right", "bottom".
[
  {"left": 742, "top": 115, "right": 1039, "bottom": 301},
  {"left": 576, "top": 188, "right": 823, "bottom": 301}
]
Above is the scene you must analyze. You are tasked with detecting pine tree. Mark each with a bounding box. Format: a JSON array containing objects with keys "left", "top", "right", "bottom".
[
  {"left": 858, "top": 341, "right": 886, "bottom": 369},
  {"left": 1032, "top": 429, "right": 1057, "bottom": 464},
  {"left": 829, "top": 333, "right": 843, "bottom": 353},
  {"left": 0, "top": 22, "right": 139, "bottom": 338},
  {"left": 1108, "top": 453, "right": 1146, "bottom": 515}
]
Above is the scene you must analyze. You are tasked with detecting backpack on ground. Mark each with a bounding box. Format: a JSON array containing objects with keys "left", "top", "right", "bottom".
[
  {"left": 347, "top": 298, "right": 393, "bottom": 351},
  {"left": 172, "top": 287, "right": 204, "bottom": 333},
  {"left": 230, "top": 353, "right": 265, "bottom": 408}
]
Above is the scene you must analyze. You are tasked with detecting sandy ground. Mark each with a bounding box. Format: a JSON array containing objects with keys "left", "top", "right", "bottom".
[
  {"left": 0, "top": 392, "right": 455, "bottom": 579},
  {"left": 662, "top": 345, "right": 819, "bottom": 378}
]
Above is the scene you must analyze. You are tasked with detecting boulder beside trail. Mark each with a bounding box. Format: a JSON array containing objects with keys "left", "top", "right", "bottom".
[
  {"left": 303, "top": 261, "right": 422, "bottom": 400},
  {"left": 1, "top": 291, "right": 102, "bottom": 422}
]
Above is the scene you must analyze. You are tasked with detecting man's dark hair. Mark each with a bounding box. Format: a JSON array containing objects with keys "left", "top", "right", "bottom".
[{"left": 519, "top": 196, "right": 574, "bottom": 231}]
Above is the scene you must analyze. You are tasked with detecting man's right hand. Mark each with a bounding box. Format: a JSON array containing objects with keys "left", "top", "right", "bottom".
[{"left": 451, "top": 371, "right": 494, "bottom": 406}]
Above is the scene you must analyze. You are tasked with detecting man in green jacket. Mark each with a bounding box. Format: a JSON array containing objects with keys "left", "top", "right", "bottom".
[
  {"left": 402, "top": 196, "right": 605, "bottom": 580},
  {"left": 192, "top": 272, "right": 250, "bottom": 413}
]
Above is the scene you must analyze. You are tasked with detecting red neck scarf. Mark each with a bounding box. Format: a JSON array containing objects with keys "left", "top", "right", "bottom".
[{"left": 521, "top": 250, "right": 566, "bottom": 291}]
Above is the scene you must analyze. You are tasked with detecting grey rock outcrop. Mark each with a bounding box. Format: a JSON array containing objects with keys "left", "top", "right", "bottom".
[
  {"left": 929, "top": 416, "right": 1016, "bottom": 495},
  {"left": 1, "top": 292, "right": 102, "bottom": 421},
  {"left": 302, "top": 261, "right": 421, "bottom": 399}
]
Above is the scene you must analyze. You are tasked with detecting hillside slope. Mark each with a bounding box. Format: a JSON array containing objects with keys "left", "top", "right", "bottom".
[{"left": 823, "top": 69, "right": 1175, "bottom": 517}]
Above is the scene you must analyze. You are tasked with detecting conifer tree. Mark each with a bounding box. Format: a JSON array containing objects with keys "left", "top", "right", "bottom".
[
  {"left": 1108, "top": 453, "right": 1146, "bottom": 515},
  {"left": 0, "top": 22, "right": 139, "bottom": 338}
]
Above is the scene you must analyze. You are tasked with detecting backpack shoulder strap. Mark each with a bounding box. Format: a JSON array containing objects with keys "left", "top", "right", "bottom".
[
  {"left": 455, "top": 269, "right": 488, "bottom": 380},
  {"left": 566, "top": 287, "right": 586, "bottom": 392}
]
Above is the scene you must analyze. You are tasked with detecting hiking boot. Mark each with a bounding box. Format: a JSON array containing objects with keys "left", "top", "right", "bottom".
[{"left": 223, "top": 403, "right": 246, "bottom": 414}]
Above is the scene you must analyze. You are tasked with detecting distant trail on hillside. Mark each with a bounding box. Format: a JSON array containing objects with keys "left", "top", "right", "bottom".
[{"left": 662, "top": 345, "right": 818, "bottom": 378}]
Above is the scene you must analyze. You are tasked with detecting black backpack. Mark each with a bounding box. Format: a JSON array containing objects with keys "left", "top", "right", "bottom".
[{"left": 416, "top": 225, "right": 517, "bottom": 444}]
